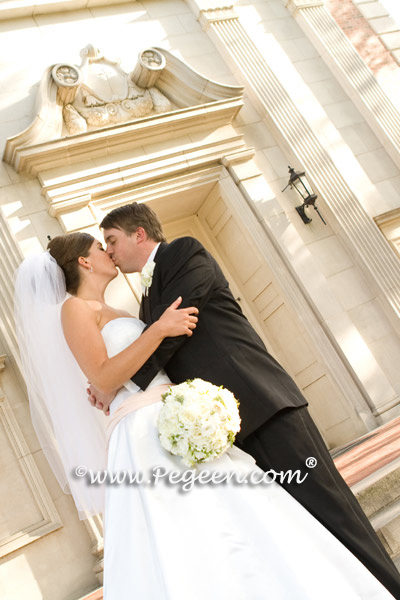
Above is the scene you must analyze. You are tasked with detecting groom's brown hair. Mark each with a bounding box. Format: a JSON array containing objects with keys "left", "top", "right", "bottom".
[{"left": 100, "top": 202, "right": 166, "bottom": 242}]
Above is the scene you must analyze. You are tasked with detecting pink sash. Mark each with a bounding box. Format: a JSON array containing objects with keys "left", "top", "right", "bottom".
[{"left": 106, "top": 383, "right": 171, "bottom": 448}]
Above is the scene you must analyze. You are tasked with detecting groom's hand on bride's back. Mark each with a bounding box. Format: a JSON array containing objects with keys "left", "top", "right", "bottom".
[{"left": 87, "top": 382, "right": 116, "bottom": 416}]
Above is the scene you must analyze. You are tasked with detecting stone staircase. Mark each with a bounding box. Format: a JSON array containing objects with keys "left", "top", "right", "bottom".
[{"left": 333, "top": 416, "right": 400, "bottom": 567}]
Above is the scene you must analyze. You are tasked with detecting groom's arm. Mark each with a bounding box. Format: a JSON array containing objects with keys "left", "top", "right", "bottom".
[{"left": 132, "top": 238, "right": 215, "bottom": 390}]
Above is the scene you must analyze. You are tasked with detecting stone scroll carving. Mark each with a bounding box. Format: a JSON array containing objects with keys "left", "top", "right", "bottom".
[
  {"left": 52, "top": 45, "right": 171, "bottom": 135},
  {"left": 3, "top": 45, "right": 244, "bottom": 172}
]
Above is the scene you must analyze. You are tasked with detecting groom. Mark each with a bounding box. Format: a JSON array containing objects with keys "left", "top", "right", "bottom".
[{"left": 95, "top": 202, "right": 400, "bottom": 597}]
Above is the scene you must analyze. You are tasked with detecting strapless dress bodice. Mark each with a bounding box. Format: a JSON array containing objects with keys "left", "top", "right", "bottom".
[{"left": 101, "top": 317, "right": 171, "bottom": 415}]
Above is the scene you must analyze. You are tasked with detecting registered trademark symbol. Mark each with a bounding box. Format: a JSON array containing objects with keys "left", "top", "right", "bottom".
[{"left": 306, "top": 457, "right": 317, "bottom": 468}]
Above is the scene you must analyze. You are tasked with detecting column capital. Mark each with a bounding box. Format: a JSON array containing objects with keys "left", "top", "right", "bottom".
[
  {"left": 285, "top": 0, "right": 324, "bottom": 17},
  {"left": 198, "top": 6, "right": 238, "bottom": 28}
]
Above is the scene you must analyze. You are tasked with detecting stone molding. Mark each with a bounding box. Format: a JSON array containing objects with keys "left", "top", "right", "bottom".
[
  {"left": 3, "top": 47, "right": 243, "bottom": 175},
  {"left": 199, "top": 6, "right": 400, "bottom": 333},
  {"left": 0, "top": 356, "right": 63, "bottom": 558},
  {"left": 0, "top": 210, "right": 24, "bottom": 377},
  {"left": 199, "top": 7, "right": 238, "bottom": 24},
  {"left": 285, "top": 0, "right": 324, "bottom": 17},
  {"left": 12, "top": 99, "right": 243, "bottom": 177},
  {"left": 40, "top": 136, "right": 248, "bottom": 220},
  {"left": 0, "top": 0, "right": 143, "bottom": 21}
]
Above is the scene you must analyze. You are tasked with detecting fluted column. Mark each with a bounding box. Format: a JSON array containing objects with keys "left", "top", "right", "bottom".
[
  {"left": 84, "top": 515, "right": 104, "bottom": 583},
  {"left": 288, "top": 0, "right": 400, "bottom": 170},
  {"left": 198, "top": 4, "right": 400, "bottom": 329},
  {"left": 0, "top": 210, "right": 24, "bottom": 374}
]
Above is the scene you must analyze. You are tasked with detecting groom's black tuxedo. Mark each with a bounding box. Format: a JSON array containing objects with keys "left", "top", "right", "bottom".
[
  {"left": 135, "top": 237, "right": 306, "bottom": 441},
  {"left": 133, "top": 236, "right": 400, "bottom": 598}
]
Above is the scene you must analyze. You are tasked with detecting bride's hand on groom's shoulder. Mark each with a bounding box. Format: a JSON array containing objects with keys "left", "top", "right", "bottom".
[
  {"left": 158, "top": 297, "right": 199, "bottom": 338},
  {"left": 87, "top": 382, "right": 116, "bottom": 416}
]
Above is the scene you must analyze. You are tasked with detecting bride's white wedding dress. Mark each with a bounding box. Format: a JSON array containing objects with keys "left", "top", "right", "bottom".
[{"left": 102, "top": 318, "right": 394, "bottom": 600}]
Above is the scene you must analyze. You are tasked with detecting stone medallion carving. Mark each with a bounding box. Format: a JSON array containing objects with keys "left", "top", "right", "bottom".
[{"left": 51, "top": 45, "right": 171, "bottom": 135}]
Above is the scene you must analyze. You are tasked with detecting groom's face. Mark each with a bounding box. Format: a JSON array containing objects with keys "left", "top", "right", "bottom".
[{"left": 103, "top": 227, "right": 144, "bottom": 273}]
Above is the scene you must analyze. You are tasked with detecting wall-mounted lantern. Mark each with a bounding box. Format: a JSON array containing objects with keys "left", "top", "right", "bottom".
[{"left": 282, "top": 166, "right": 326, "bottom": 225}]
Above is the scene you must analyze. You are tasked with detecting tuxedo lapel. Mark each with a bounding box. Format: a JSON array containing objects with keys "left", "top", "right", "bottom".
[
  {"left": 154, "top": 242, "right": 168, "bottom": 264},
  {"left": 140, "top": 294, "right": 151, "bottom": 324},
  {"left": 139, "top": 297, "right": 146, "bottom": 322}
]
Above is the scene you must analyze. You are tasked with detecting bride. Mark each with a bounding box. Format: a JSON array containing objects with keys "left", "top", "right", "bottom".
[{"left": 14, "top": 232, "right": 396, "bottom": 600}]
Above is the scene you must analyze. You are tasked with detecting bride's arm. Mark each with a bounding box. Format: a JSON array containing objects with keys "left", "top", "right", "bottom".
[{"left": 62, "top": 296, "right": 197, "bottom": 393}]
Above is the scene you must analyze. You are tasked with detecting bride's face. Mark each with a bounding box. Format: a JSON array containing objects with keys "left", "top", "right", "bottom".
[{"left": 87, "top": 240, "right": 118, "bottom": 281}]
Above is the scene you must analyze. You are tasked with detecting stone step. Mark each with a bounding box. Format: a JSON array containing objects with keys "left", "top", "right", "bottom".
[
  {"left": 333, "top": 416, "right": 400, "bottom": 486},
  {"left": 333, "top": 417, "right": 400, "bottom": 564},
  {"left": 76, "top": 588, "right": 103, "bottom": 600},
  {"left": 354, "top": 459, "right": 400, "bottom": 561}
]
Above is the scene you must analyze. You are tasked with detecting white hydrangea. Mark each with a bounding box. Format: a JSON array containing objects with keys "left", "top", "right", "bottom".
[{"left": 157, "top": 379, "right": 241, "bottom": 467}]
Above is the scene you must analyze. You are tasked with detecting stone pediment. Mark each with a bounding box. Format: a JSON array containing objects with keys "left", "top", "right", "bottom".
[{"left": 3, "top": 45, "right": 244, "bottom": 174}]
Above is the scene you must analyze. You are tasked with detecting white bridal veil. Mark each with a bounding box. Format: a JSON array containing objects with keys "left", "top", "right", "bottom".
[{"left": 14, "top": 251, "right": 107, "bottom": 519}]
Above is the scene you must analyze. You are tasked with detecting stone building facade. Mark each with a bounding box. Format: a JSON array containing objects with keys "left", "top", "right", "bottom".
[{"left": 0, "top": 0, "right": 400, "bottom": 598}]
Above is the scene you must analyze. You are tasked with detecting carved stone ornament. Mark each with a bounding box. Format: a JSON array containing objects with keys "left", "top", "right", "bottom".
[
  {"left": 3, "top": 45, "right": 244, "bottom": 173},
  {"left": 51, "top": 45, "right": 172, "bottom": 135}
]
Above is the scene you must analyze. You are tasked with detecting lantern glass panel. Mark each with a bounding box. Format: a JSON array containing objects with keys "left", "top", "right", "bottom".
[
  {"left": 292, "top": 179, "right": 308, "bottom": 201},
  {"left": 298, "top": 174, "right": 313, "bottom": 196}
]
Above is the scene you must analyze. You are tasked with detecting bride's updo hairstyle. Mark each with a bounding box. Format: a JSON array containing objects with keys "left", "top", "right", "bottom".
[{"left": 47, "top": 232, "right": 94, "bottom": 295}]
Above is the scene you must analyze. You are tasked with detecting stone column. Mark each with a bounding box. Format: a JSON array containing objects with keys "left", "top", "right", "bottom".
[
  {"left": 84, "top": 515, "right": 105, "bottom": 584},
  {"left": 195, "top": 2, "right": 400, "bottom": 334},
  {"left": 0, "top": 209, "right": 24, "bottom": 375},
  {"left": 287, "top": 0, "right": 400, "bottom": 170}
]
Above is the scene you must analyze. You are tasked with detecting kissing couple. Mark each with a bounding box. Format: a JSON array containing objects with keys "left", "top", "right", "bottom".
[{"left": 14, "top": 202, "right": 400, "bottom": 599}]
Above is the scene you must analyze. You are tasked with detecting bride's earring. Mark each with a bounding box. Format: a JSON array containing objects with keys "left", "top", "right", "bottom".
[{"left": 89, "top": 266, "right": 93, "bottom": 273}]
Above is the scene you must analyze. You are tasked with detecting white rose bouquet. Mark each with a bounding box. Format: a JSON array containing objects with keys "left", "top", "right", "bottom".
[{"left": 157, "top": 378, "right": 241, "bottom": 467}]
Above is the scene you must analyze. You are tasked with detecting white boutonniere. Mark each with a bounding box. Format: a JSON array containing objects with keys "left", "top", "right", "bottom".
[{"left": 141, "top": 260, "right": 156, "bottom": 296}]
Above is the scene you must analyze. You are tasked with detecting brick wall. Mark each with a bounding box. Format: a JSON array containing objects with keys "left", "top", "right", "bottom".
[{"left": 326, "top": 0, "right": 398, "bottom": 74}]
